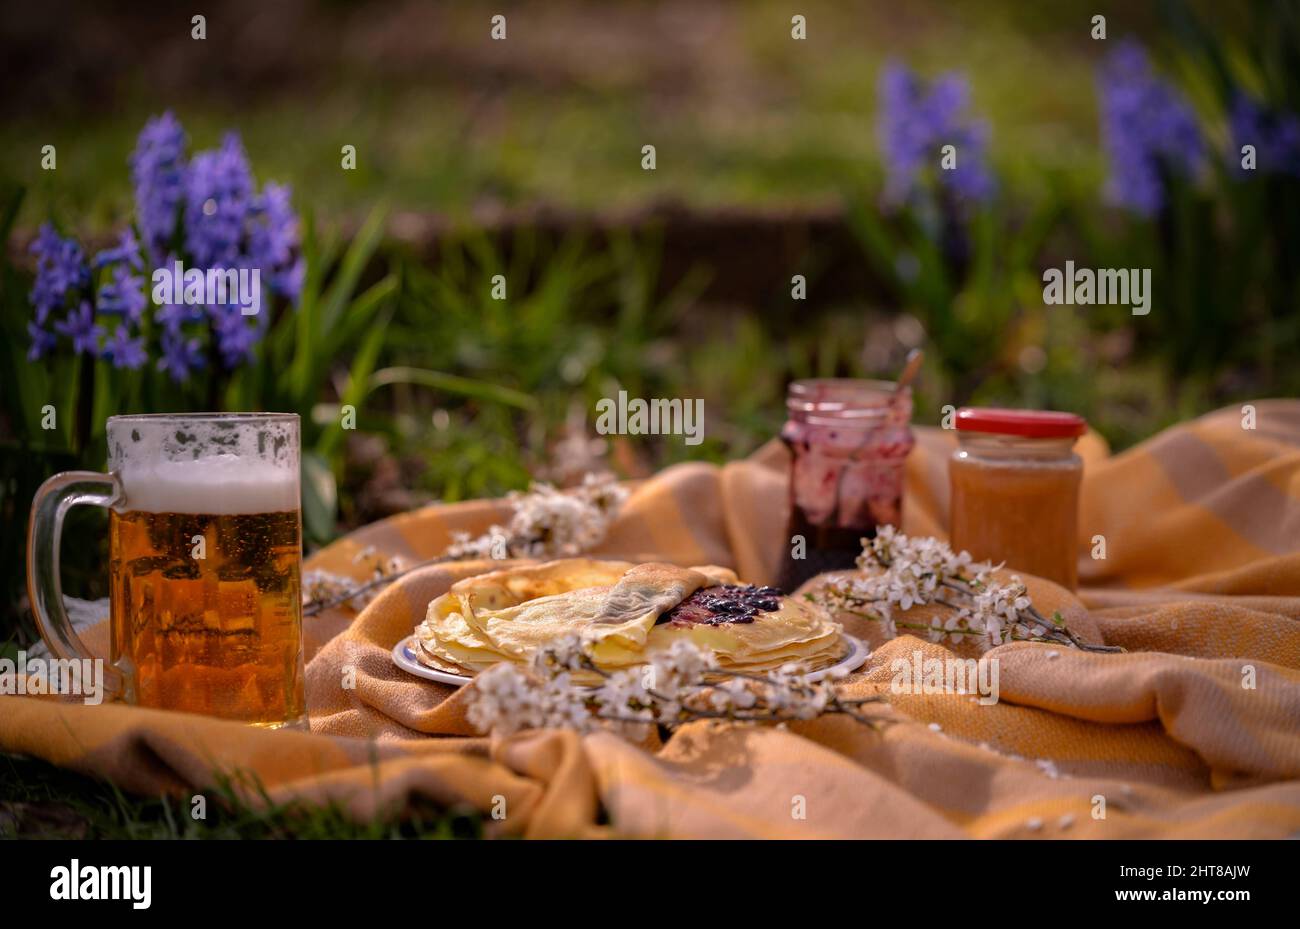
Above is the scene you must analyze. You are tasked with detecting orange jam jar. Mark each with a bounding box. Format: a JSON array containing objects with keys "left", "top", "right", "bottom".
[{"left": 949, "top": 407, "right": 1086, "bottom": 590}]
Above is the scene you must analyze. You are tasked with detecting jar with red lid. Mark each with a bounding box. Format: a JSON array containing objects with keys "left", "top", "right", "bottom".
[
  {"left": 949, "top": 407, "right": 1086, "bottom": 590},
  {"left": 776, "top": 379, "right": 915, "bottom": 591}
]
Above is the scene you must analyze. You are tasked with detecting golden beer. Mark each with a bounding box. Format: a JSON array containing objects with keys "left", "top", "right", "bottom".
[{"left": 109, "top": 507, "right": 305, "bottom": 725}]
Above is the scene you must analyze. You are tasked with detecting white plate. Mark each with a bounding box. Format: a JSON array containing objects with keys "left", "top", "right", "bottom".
[
  {"left": 392, "top": 637, "right": 475, "bottom": 687},
  {"left": 392, "top": 633, "right": 870, "bottom": 688}
]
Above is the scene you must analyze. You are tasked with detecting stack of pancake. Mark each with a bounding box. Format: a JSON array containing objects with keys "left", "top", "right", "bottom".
[{"left": 413, "top": 558, "right": 846, "bottom": 679}]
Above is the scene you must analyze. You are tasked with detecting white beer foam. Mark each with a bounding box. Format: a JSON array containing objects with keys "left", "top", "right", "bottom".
[{"left": 119, "top": 455, "right": 299, "bottom": 515}]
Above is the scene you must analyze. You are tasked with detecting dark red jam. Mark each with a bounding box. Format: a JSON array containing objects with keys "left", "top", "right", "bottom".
[{"left": 657, "top": 585, "right": 784, "bottom": 626}]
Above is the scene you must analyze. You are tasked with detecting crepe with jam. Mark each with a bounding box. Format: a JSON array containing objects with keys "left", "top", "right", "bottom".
[{"left": 413, "top": 558, "right": 845, "bottom": 678}]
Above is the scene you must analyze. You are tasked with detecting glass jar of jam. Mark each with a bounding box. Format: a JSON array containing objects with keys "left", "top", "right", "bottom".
[
  {"left": 949, "top": 407, "right": 1086, "bottom": 590},
  {"left": 776, "top": 379, "right": 914, "bottom": 591}
]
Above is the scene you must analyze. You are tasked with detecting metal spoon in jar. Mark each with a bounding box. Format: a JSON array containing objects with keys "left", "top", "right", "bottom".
[{"left": 829, "top": 349, "right": 924, "bottom": 529}]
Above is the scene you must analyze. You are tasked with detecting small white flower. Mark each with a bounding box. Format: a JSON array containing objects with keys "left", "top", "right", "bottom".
[
  {"left": 718, "top": 677, "right": 758, "bottom": 710},
  {"left": 446, "top": 474, "right": 627, "bottom": 561},
  {"left": 531, "top": 633, "right": 587, "bottom": 674}
]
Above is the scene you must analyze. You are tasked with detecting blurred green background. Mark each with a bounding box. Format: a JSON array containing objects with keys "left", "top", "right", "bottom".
[{"left": 3, "top": 0, "right": 1298, "bottom": 647}]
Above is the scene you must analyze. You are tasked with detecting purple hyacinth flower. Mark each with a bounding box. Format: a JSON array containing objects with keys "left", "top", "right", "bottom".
[
  {"left": 155, "top": 298, "right": 205, "bottom": 333},
  {"left": 26, "top": 322, "right": 58, "bottom": 361},
  {"left": 249, "top": 183, "right": 298, "bottom": 267},
  {"left": 278, "top": 256, "right": 306, "bottom": 304},
  {"left": 877, "top": 62, "right": 995, "bottom": 207},
  {"left": 101, "top": 325, "right": 147, "bottom": 370},
  {"left": 185, "top": 133, "right": 256, "bottom": 269},
  {"left": 92, "top": 228, "right": 145, "bottom": 271},
  {"left": 131, "top": 112, "right": 188, "bottom": 260},
  {"left": 54, "top": 300, "right": 105, "bottom": 356},
  {"left": 1097, "top": 40, "right": 1204, "bottom": 216},
  {"left": 247, "top": 181, "right": 304, "bottom": 302},
  {"left": 1229, "top": 93, "right": 1300, "bottom": 177},
  {"left": 92, "top": 228, "right": 149, "bottom": 325},
  {"left": 96, "top": 262, "right": 149, "bottom": 325},
  {"left": 29, "top": 224, "right": 90, "bottom": 324},
  {"left": 209, "top": 304, "right": 262, "bottom": 368},
  {"left": 157, "top": 328, "right": 205, "bottom": 383}
]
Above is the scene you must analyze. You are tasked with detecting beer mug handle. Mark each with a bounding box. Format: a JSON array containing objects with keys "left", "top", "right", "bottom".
[{"left": 27, "top": 471, "right": 125, "bottom": 695}]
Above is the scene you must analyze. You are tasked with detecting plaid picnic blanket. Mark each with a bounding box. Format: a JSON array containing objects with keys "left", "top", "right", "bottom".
[{"left": 3, "top": 400, "right": 1299, "bottom": 837}]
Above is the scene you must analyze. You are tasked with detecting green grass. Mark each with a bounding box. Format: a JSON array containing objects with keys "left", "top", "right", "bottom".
[
  {"left": 0, "top": 752, "right": 483, "bottom": 840},
  {"left": 2, "top": 0, "right": 1233, "bottom": 233}
]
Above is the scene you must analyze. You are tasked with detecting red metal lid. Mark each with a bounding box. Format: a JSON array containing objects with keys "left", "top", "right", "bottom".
[{"left": 955, "top": 407, "right": 1086, "bottom": 438}]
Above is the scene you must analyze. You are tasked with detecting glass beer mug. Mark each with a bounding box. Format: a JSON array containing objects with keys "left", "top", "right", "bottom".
[{"left": 27, "top": 413, "right": 307, "bottom": 728}]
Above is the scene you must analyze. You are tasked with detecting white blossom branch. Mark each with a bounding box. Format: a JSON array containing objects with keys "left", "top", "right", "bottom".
[
  {"left": 467, "top": 635, "right": 889, "bottom": 738},
  {"left": 302, "top": 473, "right": 628, "bottom": 617},
  {"left": 811, "top": 526, "right": 1123, "bottom": 653}
]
